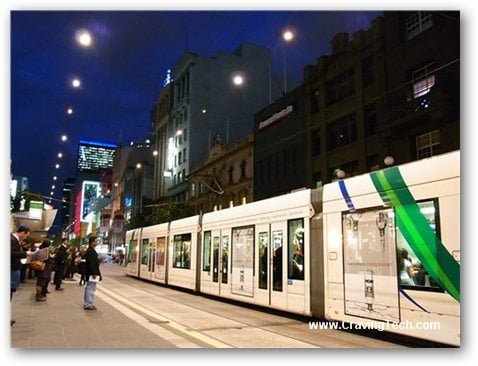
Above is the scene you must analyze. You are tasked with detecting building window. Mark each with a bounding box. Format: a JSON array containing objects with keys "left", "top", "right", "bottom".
[
  {"left": 310, "top": 89, "right": 319, "bottom": 114},
  {"left": 327, "top": 113, "right": 357, "bottom": 150},
  {"left": 364, "top": 104, "right": 377, "bottom": 137},
  {"left": 361, "top": 56, "right": 375, "bottom": 87},
  {"left": 412, "top": 62, "right": 435, "bottom": 99},
  {"left": 240, "top": 160, "right": 246, "bottom": 179},
  {"left": 228, "top": 166, "right": 233, "bottom": 184},
  {"left": 311, "top": 129, "right": 321, "bottom": 156},
  {"left": 184, "top": 128, "right": 187, "bottom": 142},
  {"left": 182, "top": 169, "right": 185, "bottom": 182},
  {"left": 326, "top": 68, "right": 355, "bottom": 106},
  {"left": 183, "top": 148, "right": 186, "bottom": 163},
  {"left": 416, "top": 130, "right": 440, "bottom": 159},
  {"left": 178, "top": 151, "right": 182, "bottom": 165},
  {"left": 406, "top": 11, "right": 433, "bottom": 40}
]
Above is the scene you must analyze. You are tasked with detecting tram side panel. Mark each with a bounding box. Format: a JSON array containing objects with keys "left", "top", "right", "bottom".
[
  {"left": 125, "top": 228, "right": 141, "bottom": 277},
  {"left": 322, "top": 151, "right": 460, "bottom": 346},
  {"left": 200, "top": 189, "right": 315, "bottom": 316},
  {"left": 137, "top": 223, "right": 169, "bottom": 284},
  {"left": 167, "top": 215, "right": 200, "bottom": 291},
  {"left": 309, "top": 188, "right": 325, "bottom": 319}
]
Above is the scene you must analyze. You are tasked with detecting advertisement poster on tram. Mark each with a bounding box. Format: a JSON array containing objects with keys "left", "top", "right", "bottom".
[
  {"left": 231, "top": 227, "right": 254, "bottom": 296},
  {"left": 343, "top": 208, "right": 400, "bottom": 322}
]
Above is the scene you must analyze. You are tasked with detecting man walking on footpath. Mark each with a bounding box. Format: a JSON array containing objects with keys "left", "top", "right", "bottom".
[
  {"left": 83, "top": 236, "right": 101, "bottom": 310},
  {"left": 11, "top": 225, "right": 32, "bottom": 326},
  {"left": 53, "top": 238, "right": 68, "bottom": 291}
]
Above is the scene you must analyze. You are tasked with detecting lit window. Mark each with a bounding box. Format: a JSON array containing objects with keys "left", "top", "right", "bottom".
[{"left": 412, "top": 63, "right": 435, "bottom": 99}]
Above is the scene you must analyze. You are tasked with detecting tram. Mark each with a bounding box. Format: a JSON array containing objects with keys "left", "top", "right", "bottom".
[{"left": 124, "top": 150, "right": 460, "bottom": 346}]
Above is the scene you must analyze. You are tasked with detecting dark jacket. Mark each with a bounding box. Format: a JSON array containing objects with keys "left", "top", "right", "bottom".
[
  {"left": 11, "top": 235, "right": 26, "bottom": 271},
  {"left": 84, "top": 246, "right": 101, "bottom": 280},
  {"left": 54, "top": 245, "right": 68, "bottom": 267}
]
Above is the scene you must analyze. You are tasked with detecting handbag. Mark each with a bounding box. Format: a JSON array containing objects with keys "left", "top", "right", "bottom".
[{"left": 30, "top": 261, "right": 45, "bottom": 271}]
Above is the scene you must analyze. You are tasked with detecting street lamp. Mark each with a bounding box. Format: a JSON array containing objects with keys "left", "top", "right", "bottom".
[
  {"left": 67, "top": 108, "right": 73, "bottom": 115},
  {"left": 57, "top": 153, "right": 63, "bottom": 158},
  {"left": 72, "top": 78, "right": 81, "bottom": 88},
  {"left": 232, "top": 74, "right": 244, "bottom": 86},
  {"left": 61, "top": 135, "right": 68, "bottom": 142},
  {"left": 55, "top": 164, "right": 60, "bottom": 169},
  {"left": 76, "top": 29, "right": 92, "bottom": 47},
  {"left": 384, "top": 156, "right": 395, "bottom": 166}
]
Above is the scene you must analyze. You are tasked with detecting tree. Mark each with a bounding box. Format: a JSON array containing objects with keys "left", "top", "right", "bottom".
[{"left": 150, "top": 201, "right": 195, "bottom": 225}]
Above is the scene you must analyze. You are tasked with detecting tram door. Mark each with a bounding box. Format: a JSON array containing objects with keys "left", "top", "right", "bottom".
[
  {"left": 270, "top": 222, "right": 287, "bottom": 307},
  {"left": 139, "top": 239, "right": 156, "bottom": 280},
  {"left": 154, "top": 237, "right": 166, "bottom": 282},
  {"left": 211, "top": 230, "right": 229, "bottom": 294}
]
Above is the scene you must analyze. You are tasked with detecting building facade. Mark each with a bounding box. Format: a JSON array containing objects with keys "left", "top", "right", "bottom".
[
  {"left": 302, "top": 11, "right": 459, "bottom": 187},
  {"left": 253, "top": 85, "right": 306, "bottom": 200},
  {"left": 188, "top": 132, "right": 253, "bottom": 213},
  {"left": 164, "top": 43, "right": 284, "bottom": 202},
  {"left": 151, "top": 84, "right": 172, "bottom": 201}
]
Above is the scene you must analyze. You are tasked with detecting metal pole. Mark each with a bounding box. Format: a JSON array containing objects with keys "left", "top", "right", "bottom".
[
  {"left": 283, "top": 49, "right": 287, "bottom": 95},
  {"left": 226, "top": 118, "right": 230, "bottom": 144},
  {"left": 269, "top": 59, "right": 272, "bottom": 103}
]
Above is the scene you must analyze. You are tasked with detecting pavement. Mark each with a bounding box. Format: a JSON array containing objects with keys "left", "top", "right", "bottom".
[
  {"left": 10, "top": 263, "right": 405, "bottom": 349},
  {"left": 10, "top": 269, "right": 179, "bottom": 348}
]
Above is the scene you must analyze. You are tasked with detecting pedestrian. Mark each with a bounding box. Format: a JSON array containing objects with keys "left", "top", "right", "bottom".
[
  {"left": 76, "top": 245, "right": 87, "bottom": 285},
  {"left": 33, "top": 240, "right": 54, "bottom": 302},
  {"left": 83, "top": 236, "right": 102, "bottom": 310},
  {"left": 11, "top": 225, "right": 32, "bottom": 326},
  {"left": 53, "top": 238, "right": 68, "bottom": 291}
]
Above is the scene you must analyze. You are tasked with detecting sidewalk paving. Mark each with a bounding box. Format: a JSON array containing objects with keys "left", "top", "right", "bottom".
[{"left": 10, "top": 275, "right": 176, "bottom": 348}]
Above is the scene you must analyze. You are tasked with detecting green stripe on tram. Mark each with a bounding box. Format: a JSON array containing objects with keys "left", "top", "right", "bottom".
[{"left": 370, "top": 168, "right": 460, "bottom": 302}]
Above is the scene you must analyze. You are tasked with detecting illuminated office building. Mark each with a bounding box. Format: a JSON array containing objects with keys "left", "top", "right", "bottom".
[{"left": 77, "top": 139, "right": 117, "bottom": 172}]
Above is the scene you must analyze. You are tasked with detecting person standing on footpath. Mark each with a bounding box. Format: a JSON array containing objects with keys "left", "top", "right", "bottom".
[
  {"left": 53, "top": 238, "right": 68, "bottom": 291},
  {"left": 34, "top": 240, "right": 54, "bottom": 301},
  {"left": 11, "top": 225, "right": 32, "bottom": 326},
  {"left": 83, "top": 236, "right": 102, "bottom": 310}
]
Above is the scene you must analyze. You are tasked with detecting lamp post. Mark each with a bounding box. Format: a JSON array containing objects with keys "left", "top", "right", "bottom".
[{"left": 282, "top": 28, "right": 295, "bottom": 95}]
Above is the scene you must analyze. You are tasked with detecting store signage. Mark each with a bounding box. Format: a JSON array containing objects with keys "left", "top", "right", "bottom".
[{"left": 258, "top": 105, "right": 294, "bottom": 131}]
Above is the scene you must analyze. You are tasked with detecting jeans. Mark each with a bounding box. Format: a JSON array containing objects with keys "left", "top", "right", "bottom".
[
  {"left": 83, "top": 281, "right": 97, "bottom": 307},
  {"left": 11, "top": 270, "right": 21, "bottom": 292}
]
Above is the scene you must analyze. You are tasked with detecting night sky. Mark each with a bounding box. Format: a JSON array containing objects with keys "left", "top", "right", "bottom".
[{"left": 11, "top": 10, "right": 381, "bottom": 208}]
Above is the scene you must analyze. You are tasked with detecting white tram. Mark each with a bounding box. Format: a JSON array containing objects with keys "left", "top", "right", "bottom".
[{"left": 124, "top": 151, "right": 460, "bottom": 346}]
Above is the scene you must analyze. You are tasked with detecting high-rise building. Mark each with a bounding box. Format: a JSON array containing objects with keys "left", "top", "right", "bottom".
[
  {"left": 77, "top": 139, "right": 117, "bottom": 172},
  {"left": 164, "top": 42, "right": 286, "bottom": 202},
  {"left": 61, "top": 177, "right": 75, "bottom": 229}
]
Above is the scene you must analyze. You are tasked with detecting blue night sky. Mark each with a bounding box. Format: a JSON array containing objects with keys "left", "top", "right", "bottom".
[{"left": 11, "top": 10, "right": 381, "bottom": 208}]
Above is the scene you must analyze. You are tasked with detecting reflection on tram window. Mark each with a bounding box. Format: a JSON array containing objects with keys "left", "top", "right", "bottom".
[
  {"left": 141, "top": 239, "right": 149, "bottom": 265},
  {"left": 258, "top": 232, "right": 268, "bottom": 290},
  {"left": 130, "top": 240, "right": 138, "bottom": 263},
  {"left": 173, "top": 233, "right": 191, "bottom": 269},
  {"left": 203, "top": 231, "right": 211, "bottom": 271},
  {"left": 396, "top": 200, "right": 444, "bottom": 292},
  {"left": 288, "top": 219, "right": 305, "bottom": 280}
]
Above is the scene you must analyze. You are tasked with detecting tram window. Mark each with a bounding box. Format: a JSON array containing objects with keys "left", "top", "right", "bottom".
[
  {"left": 258, "top": 232, "right": 268, "bottom": 289},
  {"left": 396, "top": 200, "right": 444, "bottom": 292},
  {"left": 222, "top": 236, "right": 229, "bottom": 284},
  {"left": 272, "top": 230, "right": 283, "bottom": 292},
  {"left": 141, "top": 239, "right": 149, "bottom": 265},
  {"left": 173, "top": 233, "right": 191, "bottom": 269},
  {"left": 203, "top": 231, "right": 211, "bottom": 271},
  {"left": 130, "top": 240, "right": 138, "bottom": 263},
  {"left": 288, "top": 219, "right": 305, "bottom": 280}
]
